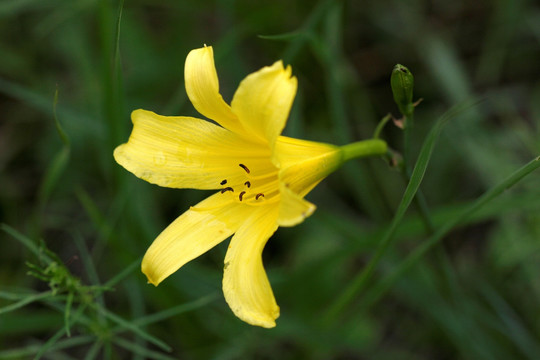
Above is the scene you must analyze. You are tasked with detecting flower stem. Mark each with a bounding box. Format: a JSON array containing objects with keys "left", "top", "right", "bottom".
[{"left": 341, "top": 139, "right": 388, "bottom": 162}]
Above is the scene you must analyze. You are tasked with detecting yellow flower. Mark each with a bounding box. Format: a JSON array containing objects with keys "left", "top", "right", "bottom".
[{"left": 114, "top": 46, "right": 386, "bottom": 327}]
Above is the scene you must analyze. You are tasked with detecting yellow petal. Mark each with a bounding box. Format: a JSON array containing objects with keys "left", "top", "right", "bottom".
[
  {"left": 276, "top": 136, "right": 343, "bottom": 197},
  {"left": 222, "top": 205, "right": 280, "bottom": 328},
  {"left": 184, "top": 46, "right": 246, "bottom": 135},
  {"left": 142, "top": 192, "right": 253, "bottom": 286},
  {"left": 114, "top": 109, "right": 269, "bottom": 189},
  {"left": 277, "top": 185, "right": 316, "bottom": 227},
  {"left": 231, "top": 61, "right": 297, "bottom": 146}
]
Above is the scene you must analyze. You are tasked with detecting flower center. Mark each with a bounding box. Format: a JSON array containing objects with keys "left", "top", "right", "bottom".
[{"left": 219, "top": 162, "right": 280, "bottom": 205}]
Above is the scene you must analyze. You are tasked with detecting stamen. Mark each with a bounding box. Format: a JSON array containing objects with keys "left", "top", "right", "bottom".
[
  {"left": 256, "top": 193, "right": 265, "bottom": 200},
  {"left": 244, "top": 181, "right": 251, "bottom": 188},
  {"left": 220, "top": 179, "right": 227, "bottom": 185},
  {"left": 239, "top": 191, "right": 246, "bottom": 201},
  {"left": 239, "top": 164, "right": 250, "bottom": 174},
  {"left": 220, "top": 187, "right": 234, "bottom": 193}
]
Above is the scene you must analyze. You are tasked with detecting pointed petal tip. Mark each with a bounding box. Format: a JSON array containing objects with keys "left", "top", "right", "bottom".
[
  {"left": 184, "top": 44, "right": 244, "bottom": 133},
  {"left": 270, "top": 60, "right": 293, "bottom": 78},
  {"left": 142, "top": 264, "right": 162, "bottom": 287},
  {"left": 284, "top": 64, "right": 293, "bottom": 77},
  {"left": 130, "top": 108, "right": 154, "bottom": 124},
  {"left": 304, "top": 202, "right": 316, "bottom": 218},
  {"left": 277, "top": 186, "right": 317, "bottom": 227},
  {"left": 131, "top": 108, "right": 145, "bottom": 117},
  {"left": 186, "top": 45, "right": 215, "bottom": 68},
  {"left": 113, "top": 144, "right": 131, "bottom": 171},
  {"left": 144, "top": 275, "right": 161, "bottom": 287},
  {"left": 270, "top": 60, "right": 294, "bottom": 79},
  {"left": 228, "top": 304, "right": 280, "bottom": 328},
  {"left": 112, "top": 144, "right": 124, "bottom": 163},
  {"left": 189, "top": 45, "right": 213, "bottom": 56},
  {"left": 222, "top": 207, "right": 281, "bottom": 328},
  {"left": 231, "top": 58, "right": 297, "bottom": 145},
  {"left": 273, "top": 59, "right": 284, "bottom": 69}
]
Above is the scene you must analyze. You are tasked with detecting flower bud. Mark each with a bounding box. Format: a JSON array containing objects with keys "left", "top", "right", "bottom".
[{"left": 391, "top": 64, "right": 414, "bottom": 116}]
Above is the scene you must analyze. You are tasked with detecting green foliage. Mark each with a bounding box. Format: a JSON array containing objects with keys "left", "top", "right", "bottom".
[{"left": 1, "top": 0, "right": 540, "bottom": 359}]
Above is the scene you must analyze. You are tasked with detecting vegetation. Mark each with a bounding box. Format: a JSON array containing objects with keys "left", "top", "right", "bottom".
[{"left": 1, "top": 0, "right": 540, "bottom": 358}]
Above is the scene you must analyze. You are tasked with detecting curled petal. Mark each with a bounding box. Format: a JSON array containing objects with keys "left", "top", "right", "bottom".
[
  {"left": 185, "top": 46, "right": 246, "bottom": 134},
  {"left": 223, "top": 206, "right": 280, "bottom": 328},
  {"left": 231, "top": 61, "right": 297, "bottom": 147},
  {"left": 277, "top": 185, "right": 316, "bottom": 227},
  {"left": 276, "top": 136, "right": 343, "bottom": 197},
  {"left": 142, "top": 192, "right": 253, "bottom": 286}
]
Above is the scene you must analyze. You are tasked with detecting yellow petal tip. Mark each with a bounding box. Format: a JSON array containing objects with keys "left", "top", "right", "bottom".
[
  {"left": 142, "top": 261, "right": 163, "bottom": 287},
  {"left": 130, "top": 108, "right": 154, "bottom": 124},
  {"left": 230, "top": 306, "right": 280, "bottom": 328}
]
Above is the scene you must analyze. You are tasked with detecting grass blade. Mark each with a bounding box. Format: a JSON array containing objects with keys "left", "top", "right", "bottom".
[
  {"left": 1, "top": 224, "right": 52, "bottom": 263},
  {"left": 113, "top": 337, "right": 177, "bottom": 360},
  {"left": 94, "top": 304, "right": 171, "bottom": 352},
  {"left": 361, "top": 155, "right": 540, "bottom": 311},
  {"left": 324, "top": 99, "right": 479, "bottom": 322},
  {"left": 0, "top": 291, "right": 53, "bottom": 315},
  {"left": 129, "top": 293, "right": 219, "bottom": 327},
  {"left": 0, "top": 335, "right": 94, "bottom": 359},
  {"left": 104, "top": 258, "right": 141, "bottom": 288}
]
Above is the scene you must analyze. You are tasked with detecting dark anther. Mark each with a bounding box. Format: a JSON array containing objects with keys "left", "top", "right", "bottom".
[
  {"left": 244, "top": 181, "right": 251, "bottom": 188},
  {"left": 239, "top": 191, "right": 246, "bottom": 201},
  {"left": 256, "top": 193, "right": 265, "bottom": 200},
  {"left": 221, "top": 187, "right": 234, "bottom": 193},
  {"left": 220, "top": 179, "right": 227, "bottom": 185},
  {"left": 239, "top": 164, "right": 250, "bottom": 174}
]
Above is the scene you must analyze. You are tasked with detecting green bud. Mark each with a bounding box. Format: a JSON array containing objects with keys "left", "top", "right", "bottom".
[{"left": 391, "top": 64, "right": 414, "bottom": 116}]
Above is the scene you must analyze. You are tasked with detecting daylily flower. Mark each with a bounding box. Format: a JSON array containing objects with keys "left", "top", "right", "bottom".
[{"left": 114, "top": 46, "right": 386, "bottom": 327}]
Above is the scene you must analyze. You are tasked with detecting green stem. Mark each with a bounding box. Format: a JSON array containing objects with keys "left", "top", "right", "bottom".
[
  {"left": 341, "top": 139, "right": 388, "bottom": 162},
  {"left": 403, "top": 112, "right": 414, "bottom": 170},
  {"left": 373, "top": 113, "right": 392, "bottom": 139}
]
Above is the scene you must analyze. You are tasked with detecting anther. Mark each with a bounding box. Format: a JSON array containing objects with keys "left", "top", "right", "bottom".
[
  {"left": 221, "top": 187, "right": 234, "bottom": 193},
  {"left": 239, "top": 191, "right": 246, "bottom": 201},
  {"left": 220, "top": 179, "right": 227, "bottom": 185},
  {"left": 244, "top": 181, "right": 251, "bottom": 188},
  {"left": 256, "top": 193, "right": 265, "bottom": 200},
  {"left": 239, "top": 164, "right": 250, "bottom": 174}
]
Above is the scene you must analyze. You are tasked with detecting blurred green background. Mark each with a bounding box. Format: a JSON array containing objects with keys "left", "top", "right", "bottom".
[{"left": 1, "top": 0, "right": 540, "bottom": 358}]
